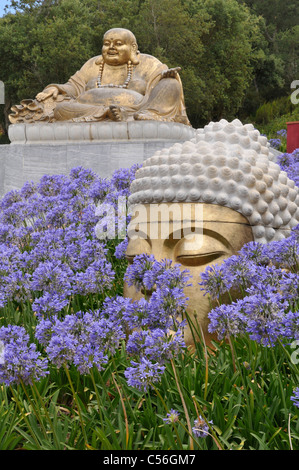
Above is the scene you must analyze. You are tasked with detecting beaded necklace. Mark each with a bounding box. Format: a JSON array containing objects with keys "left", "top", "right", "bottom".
[{"left": 96, "top": 60, "right": 133, "bottom": 89}]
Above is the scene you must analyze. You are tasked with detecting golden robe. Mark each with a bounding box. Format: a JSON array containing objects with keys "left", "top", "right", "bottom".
[{"left": 44, "top": 53, "right": 191, "bottom": 124}]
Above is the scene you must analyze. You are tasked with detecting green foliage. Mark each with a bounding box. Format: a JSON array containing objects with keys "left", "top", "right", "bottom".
[
  {"left": 0, "top": 0, "right": 265, "bottom": 129},
  {"left": 189, "top": 0, "right": 261, "bottom": 125},
  {"left": 254, "top": 96, "right": 296, "bottom": 125},
  {"left": 0, "top": 0, "right": 298, "bottom": 131},
  {"left": 2, "top": 329, "right": 299, "bottom": 449},
  {"left": 0, "top": 0, "right": 97, "bottom": 100},
  {"left": 237, "top": 0, "right": 299, "bottom": 106},
  {"left": 255, "top": 107, "right": 299, "bottom": 140},
  {"left": 237, "top": 0, "right": 299, "bottom": 33},
  {"left": 276, "top": 25, "right": 299, "bottom": 90}
]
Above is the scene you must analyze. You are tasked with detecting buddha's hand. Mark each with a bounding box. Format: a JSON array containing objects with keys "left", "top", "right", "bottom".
[
  {"left": 36, "top": 86, "right": 59, "bottom": 102},
  {"left": 161, "top": 67, "right": 181, "bottom": 79}
]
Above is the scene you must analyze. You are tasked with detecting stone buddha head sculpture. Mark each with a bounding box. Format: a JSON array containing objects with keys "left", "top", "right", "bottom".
[{"left": 124, "top": 119, "right": 299, "bottom": 347}]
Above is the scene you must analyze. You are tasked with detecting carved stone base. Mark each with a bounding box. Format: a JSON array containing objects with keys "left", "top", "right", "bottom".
[
  {"left": 0, "top": 121, "right": 196, "bottom": 196},
  {"left": 8, "top": 120, "right": 195, "bottom": 144}
]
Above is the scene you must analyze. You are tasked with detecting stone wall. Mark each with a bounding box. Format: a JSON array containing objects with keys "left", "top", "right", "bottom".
[{"left": 0, "top": 121, "right": 196, "bottom": 196}]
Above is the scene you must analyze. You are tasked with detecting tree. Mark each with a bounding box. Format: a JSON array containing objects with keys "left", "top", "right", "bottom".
[
  {"left": 236, "top": 0, "right": 299, "bottom": 109},
  {"left": 113, "top": 0, "right": 261, "bottom": 126},
  {"left": 186, "top": 0, "right": 262, "bottom": 124},
  {"left": 237, "top": 0, "right": 299, "bottom": 34},
  {"left": 0, "top": 0, "right": 264, "bottom": 130},
  {"left": 0, "top": 0, "right": 98, "bottom": 128}
]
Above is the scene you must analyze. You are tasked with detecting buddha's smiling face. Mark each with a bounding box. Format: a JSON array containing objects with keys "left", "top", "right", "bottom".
[
  {"left": 102, "top": 29, "right": 136, "bottom": 66},
  {"left": 124, "top": 203, "right": 254, "bottom": 347}
]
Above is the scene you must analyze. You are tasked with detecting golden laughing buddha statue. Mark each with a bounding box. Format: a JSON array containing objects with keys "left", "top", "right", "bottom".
[{"left": 9, "top": 28, "right": 190, "bottom": 125}]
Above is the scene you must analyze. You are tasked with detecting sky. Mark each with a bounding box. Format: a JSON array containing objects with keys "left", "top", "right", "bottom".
[
  {"left": 0, "top": 1, "right": 14, "bottom": 17},
  {"left": 0, "top": 1, "right": 6, "bottom": 17}
]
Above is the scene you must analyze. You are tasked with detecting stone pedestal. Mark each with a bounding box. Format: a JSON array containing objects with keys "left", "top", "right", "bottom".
[{"left": 0, "top": 121, "right": 196, "bottom": 196}]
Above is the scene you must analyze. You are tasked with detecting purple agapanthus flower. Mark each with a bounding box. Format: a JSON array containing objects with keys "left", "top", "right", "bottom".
[
  {"left": 126, "top": 327, "right": 185, "bottom": 362},
  {"left": 277, "top": 149, "right": 299, "bottom": 187},
  {"left": 0, "top": 164, "right": 138, "bottom": 315},
  {"left": 0, "top": 325, "right": 49, "bottom": 386},
  {"left": 163, "top": 409, "right": 180, "bottom": 424},
  {"left": 291, "top": 388, "right": 299, "bottom": 408},
  {"left": 269, "top": 138, "right": 281, "bottom": 150},
  {"left": 192, "top": 416, "right": 213, "bottom": 438},
  {"left": 124, "top": 357, "right": 166, "bottom": 392},
  {"left": 199, "top": 263, "right": 230, "bottom": 299},
  {"left": 35, "top": 311, "right": 125, "bottom": 373},
  {"left": 208, "top": 300, "right": 246, "bottom": 339}
]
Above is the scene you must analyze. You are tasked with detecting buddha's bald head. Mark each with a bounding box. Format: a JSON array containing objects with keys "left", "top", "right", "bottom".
[
  {"left": 104, "top": 28, "right": 138, "bottom": 45},
  {"left": 129, "top": 119, "right": 299, "bottom": 244}
]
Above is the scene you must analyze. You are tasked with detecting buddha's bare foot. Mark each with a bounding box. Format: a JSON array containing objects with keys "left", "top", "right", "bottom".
[
  {"left": 134, "top": 110, "right": 165, "bottom": 121},
  {"left": 108, "top": 105, "right": 126, "bottom": 122}
]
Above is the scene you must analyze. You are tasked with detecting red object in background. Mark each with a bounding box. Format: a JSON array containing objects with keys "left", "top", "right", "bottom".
[{"left": 287, "top": 122, "right": 299, "bottom": 153}]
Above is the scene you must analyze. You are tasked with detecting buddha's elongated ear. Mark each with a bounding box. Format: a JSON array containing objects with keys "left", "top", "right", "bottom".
[{"left": 130, "top": 43, "right": 140, "bottom": 65}]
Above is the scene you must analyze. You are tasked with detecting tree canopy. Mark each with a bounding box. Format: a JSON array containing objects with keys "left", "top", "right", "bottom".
[{"left": 0, "top": 0, "right": 298, "bottom": 130}]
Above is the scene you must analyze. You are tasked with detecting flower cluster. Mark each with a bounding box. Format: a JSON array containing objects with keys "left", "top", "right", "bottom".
[
  {"left": 124, "top": 255, "right": 190, "bottom": 391},
  {"left": 35, "top": 310, "right": 125, "bottom": 374},
  {"left": 125, "top": 255, "right": 191, "bottom": 329},
  {"left": 0, "top": 325, "right": 48, "bottom": 385},
  {"left": 32, "top": 251, "right": 190, "bottom": 386},
  {"left": 277, "top": 149, "right": 299, "bottom": 187},
  {"left": 291, "top": 388, "right": 299, "bottom": 408},
  {"left": 269, "top": 129, "right": 286, "bottom": 151},
  {"left": 192, "top": 416, "right": 213, "bottom": 439},
  {"left": 125, "top": 358, "right": 166, "bottom": 392},
  {"left": 34, "top": 252, "right": 190, "bottom": 385},
  {"left": 269, "top": 138, "right": 281, "bottom": 149},
  {"left": 0, "top": 166, "right": 138, "bottom": 316},
  {"left": 277, "top": 129, "right": 287, "bottom": 139},
  {"left": 163, "top": 409, "right": 180, "bottom": 424},
  {"left": 200, "top": 223, "right": 299, "bottom": 346},
  {"left": 0, "top": 163, "right": 192, "bottom": 391}
]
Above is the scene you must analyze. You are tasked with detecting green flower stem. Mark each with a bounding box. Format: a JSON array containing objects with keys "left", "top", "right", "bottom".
[
  {"left": 10, "top": 385, "right": 42, "bottom": 449},
  {"left": 111, "top": 357, "right": 137, "bottom": 423},
  {"left": 192, "top": 395, "right": 224, "bottom": 450},
  {"left": 19, "top": 379, "right": 48, "bottom": 441},
  {"left": 199, "top": 324, "right": 209, "bottom": 401},
  {"left": 170, "top": 359, "right": 194, "bottom": 450},
  {"left": 89, "top": 368, "right": 104, "bottom": 428},
  {"left": 112, "top": 373, "right": 129, "bottom": 449},
  {"left": 269, "top": 344, "right": 288, "bottom": 421},
  {"left": 228, "top": 337, "right": 253, "bottom": 430},
  {"left": 63, "top": 364, "right": 88, "bottom": 447},
  {"left": 152, "top": 384, "right": 183, "bottom": 449},
  {"left": 31, "top": 381, "right": 61, "bottom": 449}
]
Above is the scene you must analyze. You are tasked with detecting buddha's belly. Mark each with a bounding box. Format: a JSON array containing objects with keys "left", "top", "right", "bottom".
[{"left": 77, "top": 88, "right": 144, "bottom": 107}]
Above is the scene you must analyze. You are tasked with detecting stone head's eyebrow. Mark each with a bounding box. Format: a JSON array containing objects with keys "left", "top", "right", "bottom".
[{"left": 164, "top": 227, "right": 232, "bottom": 251}]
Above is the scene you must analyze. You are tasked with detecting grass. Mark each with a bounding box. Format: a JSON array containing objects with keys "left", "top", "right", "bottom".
[{"left": 0, "top": 308, "right": 299, "bottom": 450}]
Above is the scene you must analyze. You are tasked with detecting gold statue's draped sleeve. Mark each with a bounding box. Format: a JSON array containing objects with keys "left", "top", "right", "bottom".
[{"left": 43, "top": 56, "right": 101, "bottom": 99}]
